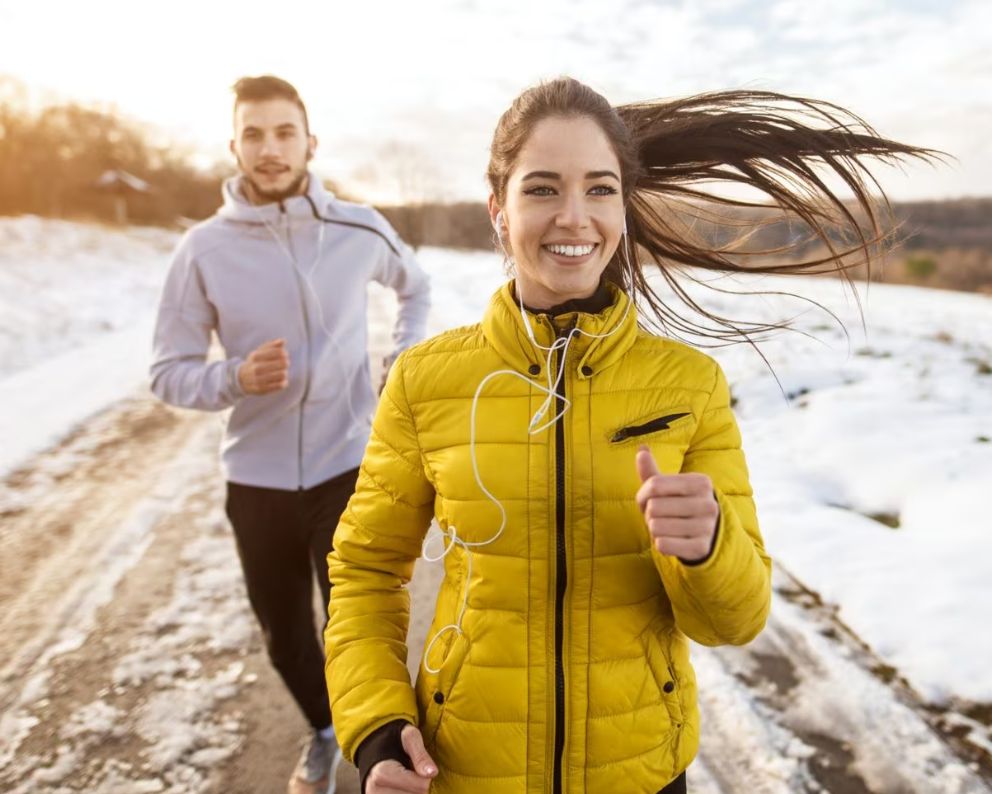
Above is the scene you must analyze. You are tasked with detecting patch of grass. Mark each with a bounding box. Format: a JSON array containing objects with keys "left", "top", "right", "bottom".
[
  {"left": 964, "top": 703, "right": 992, "bottom": 726},
  {"left": 968, "top": 357, "right": 992, "bottom": 375},
  {"left": 870, "top": 662, "right": 899, "bottom": 684},
  {"left": 868, "top": 512, "right": 901, "bottom": 529},
  {"left": 854, "top": 347, "right": 893, "bottom": 359},
  {"left": 905, "top": 255, "right": 938, "bottom": 279}
]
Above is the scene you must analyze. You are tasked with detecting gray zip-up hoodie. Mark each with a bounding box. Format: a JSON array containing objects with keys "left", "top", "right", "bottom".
[{"left": 150, "top": 173, "right": 430, "bottom": 490}]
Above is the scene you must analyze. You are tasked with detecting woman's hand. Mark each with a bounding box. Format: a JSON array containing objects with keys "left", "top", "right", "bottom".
[
  {"left": 635, "top": 445, "right": 720, "bottom": 563},
  {"left": 367, "top": 724, "right": 438, "bottom": 793}
]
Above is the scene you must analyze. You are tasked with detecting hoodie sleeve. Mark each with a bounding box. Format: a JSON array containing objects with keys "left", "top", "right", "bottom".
[
  {"left": 653, "top": 360, "right": 772, "bottom": 646},
  {"left": 149, "top": 236, "right": 245, "bottom": 411},
  {"left": 369, "top": 212, "right": 431, "bottom": 369}
]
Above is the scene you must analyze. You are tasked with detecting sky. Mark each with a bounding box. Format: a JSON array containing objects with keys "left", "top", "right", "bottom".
[{"left": 1, "top": 0, "right": 989, "bottom": 204}]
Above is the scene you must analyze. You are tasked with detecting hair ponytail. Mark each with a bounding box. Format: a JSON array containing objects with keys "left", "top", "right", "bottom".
[{"left": 487, "top": 78, "right": 942, "bottom": 345}]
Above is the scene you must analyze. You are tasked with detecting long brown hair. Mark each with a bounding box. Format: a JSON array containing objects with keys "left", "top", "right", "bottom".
[{"left": 487, "top": 77, "right": 941, "bottom": 345}]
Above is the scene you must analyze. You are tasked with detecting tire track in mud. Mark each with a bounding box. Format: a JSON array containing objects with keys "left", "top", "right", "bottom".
[
  {"left": 0, "top": 398, "right": 208, "bottom": 713},
  {"left": 691, "top": 565, "right": 992, "bottom": 793},
  {"left": 0, "top": 396, "right": 259, "bottom": 792}
]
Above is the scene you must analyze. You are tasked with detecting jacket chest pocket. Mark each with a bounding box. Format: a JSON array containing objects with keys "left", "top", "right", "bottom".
[{"left": 609, "top": 406, "right": 695, "bottom": 445}]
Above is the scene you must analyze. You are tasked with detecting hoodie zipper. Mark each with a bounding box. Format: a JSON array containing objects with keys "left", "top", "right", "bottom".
[
  {"left": 280, "top": 202, "right": 313, "bottom": 489},
  {"left": 552, "top": 321, "right": 571, "bottom": 794}
]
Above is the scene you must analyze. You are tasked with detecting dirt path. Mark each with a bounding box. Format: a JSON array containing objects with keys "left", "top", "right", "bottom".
[{"left": 0, "top": 391, "right": 988, "bottom": 791}]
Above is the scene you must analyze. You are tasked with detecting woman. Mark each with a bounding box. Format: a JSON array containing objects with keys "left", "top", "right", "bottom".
[{"left": 324, "top": 78, "right": 933, "bottom": 794}]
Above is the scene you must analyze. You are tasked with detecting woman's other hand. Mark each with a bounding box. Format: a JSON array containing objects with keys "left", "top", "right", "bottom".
[{"left": 366, "top": 724, "right": 438, "bottom": 793}]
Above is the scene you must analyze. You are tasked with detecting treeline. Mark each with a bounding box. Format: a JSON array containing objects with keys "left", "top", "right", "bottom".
[
  {"left": 0, "top": 77, "right": 492, "bottom": 245},
  {"left": 1, "top": 78, "right": 989, "bottom": 291},
  {"left": 377, "top": 203, "right": 492, "bottom": 250},
  {"left": 680, "top": 200, "right": 992, "bottom": 293},
  {"left": 0, "top": 77, "right": 226, "bottom": 224}
]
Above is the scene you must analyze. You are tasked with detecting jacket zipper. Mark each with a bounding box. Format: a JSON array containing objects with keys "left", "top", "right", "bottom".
[
  {"left": 552, "top": 321, "right": 570, "bottom": 794},
  {"left": 281, "top": 203, "right": 313, "bottom": 489}
]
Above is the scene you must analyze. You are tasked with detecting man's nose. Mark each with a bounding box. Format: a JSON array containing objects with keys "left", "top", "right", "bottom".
[{"left": 259, "top": 134, "right": 280, "bottom": 157}]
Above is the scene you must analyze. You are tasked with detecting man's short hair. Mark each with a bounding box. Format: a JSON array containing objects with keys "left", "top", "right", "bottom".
[{"left": 232, "top": 75, "right": 310, "bottom": 134}]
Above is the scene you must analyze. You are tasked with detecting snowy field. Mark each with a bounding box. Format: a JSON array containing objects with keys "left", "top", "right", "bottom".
[
  {"left": 1, "top": 216, "right": 990, "bottom": 791},
  {"left": 412, "top": 247, "right": 992, "bottom": 709}
]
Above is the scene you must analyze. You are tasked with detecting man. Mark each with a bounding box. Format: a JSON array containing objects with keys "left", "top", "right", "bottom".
[{"left": 150, "top": 75, "right": 430, "bottom": 794}]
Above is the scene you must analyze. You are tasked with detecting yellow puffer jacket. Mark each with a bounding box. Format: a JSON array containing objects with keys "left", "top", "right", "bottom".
[{"left": 326, "top": 282, "right": 771, "bottom": 793}]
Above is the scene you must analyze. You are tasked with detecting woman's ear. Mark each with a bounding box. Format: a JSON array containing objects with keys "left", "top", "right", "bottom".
[{"left": 487, "top": 194, "right": 502, "bottom": 233}]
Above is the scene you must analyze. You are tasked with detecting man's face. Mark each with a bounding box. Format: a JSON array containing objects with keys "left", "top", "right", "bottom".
[{"left": 230, "top": 98, "right": 315, "bottom": 203}]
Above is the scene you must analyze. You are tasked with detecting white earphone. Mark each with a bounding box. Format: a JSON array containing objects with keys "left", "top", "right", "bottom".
[
  {"left": 493, "top": 210, "right": 506, "bottom": 242},
  {"left": 421, "top": 207, "right": 637, "bottom": 674}
]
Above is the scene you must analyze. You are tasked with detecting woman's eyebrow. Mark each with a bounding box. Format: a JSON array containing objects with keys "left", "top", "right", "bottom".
[
  {"left": 521, "top": 170, "right": 620, "bottom": 181},
  {"left": 521, "top": 170, "right": 560, "bottom": 181}
]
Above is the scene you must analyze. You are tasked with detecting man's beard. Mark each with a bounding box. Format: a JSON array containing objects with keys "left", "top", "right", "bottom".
[{"left": 243, "top": 167, "right": 308, "bottom": 203}]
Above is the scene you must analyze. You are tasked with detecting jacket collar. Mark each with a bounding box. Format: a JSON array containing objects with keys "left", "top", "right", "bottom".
[
  {"left": 521, "top": 280, "right": 613, "bottom": 317},
  {"left": 481, "top": 280, "right": 639, "bottom": 380},
  {"left": 217, "top": 171, "right": 334, "bottom": 225}
]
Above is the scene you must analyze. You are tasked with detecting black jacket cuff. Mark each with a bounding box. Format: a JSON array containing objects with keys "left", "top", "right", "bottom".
[{"left": 355, "top": 719, "right": 412, "bottom": 793}]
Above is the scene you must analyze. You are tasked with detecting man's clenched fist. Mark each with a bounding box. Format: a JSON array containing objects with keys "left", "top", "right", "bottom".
[{"left": 238, "top": 338, "right": 290, "bottom": 395}]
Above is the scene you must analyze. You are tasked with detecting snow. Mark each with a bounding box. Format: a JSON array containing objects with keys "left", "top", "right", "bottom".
[
  {"left": 411, "top": 245, "right": 992, "bottom": 707},
  {"left": 0, "top": 423, "right": 236, "bottom": 785},
  {"left": 1, "top": 217, "right": 990, "bottom": 779},
  {"left": 703, "top": 276, "right": 992, "bottom": 703},
  {"left": 0, "top": 421, "right": 255, "bottom": 792},
  {"left": 0, "top": 216, "right": 174, "bottom": 478}
]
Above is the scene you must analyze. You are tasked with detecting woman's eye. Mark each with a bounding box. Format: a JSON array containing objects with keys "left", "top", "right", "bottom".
[
  {"left": 523, "top": 186, "right": 556, "bottom": 197},
  {"left": 590, "top": 185, "right": 619, "bottom": 196}
]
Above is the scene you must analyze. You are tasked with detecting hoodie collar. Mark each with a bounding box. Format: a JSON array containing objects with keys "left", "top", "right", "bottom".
[
  {"left": 482, "top": 280, "right": 639, "bottom": 380},
  {"left": 217, "top": 170, "right": 334, "bottom": 225}
]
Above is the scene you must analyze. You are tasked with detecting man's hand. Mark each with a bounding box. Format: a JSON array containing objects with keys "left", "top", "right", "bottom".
[
  {"left": 635, "top": 445, "right": 719, "bottom": 563},
  {"left": 367, "top": 725, "right": 438, "bottom": 793},
  {"left": 237, "top": 339, "right": 289, "bottom": 395}
]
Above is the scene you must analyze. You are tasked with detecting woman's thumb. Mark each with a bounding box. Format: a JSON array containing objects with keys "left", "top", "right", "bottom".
[
  {"left": 635, "top": 444, "right": 662, "bottom": 483},
  {"left": 401, "top": 725, "right": 438, "bottom": 778}
]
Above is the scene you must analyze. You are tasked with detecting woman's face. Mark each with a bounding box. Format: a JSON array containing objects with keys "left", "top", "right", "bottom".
[{"left": 491, "top": 115, "right": 625, "bottom": 309}]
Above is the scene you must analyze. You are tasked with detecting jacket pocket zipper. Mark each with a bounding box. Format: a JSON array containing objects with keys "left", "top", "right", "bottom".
[{"left": 611, "top": 412, "right": 691, "bottom": 442}]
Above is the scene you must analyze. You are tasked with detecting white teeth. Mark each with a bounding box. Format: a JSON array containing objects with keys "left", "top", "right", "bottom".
[{"left": 546, "top": 244, "right": 595, "bottom": 257}]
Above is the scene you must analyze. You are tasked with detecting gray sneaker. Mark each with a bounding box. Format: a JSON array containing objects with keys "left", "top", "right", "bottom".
[{"left": 288, "top": 730, "right": 341, "bottom": 794}]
